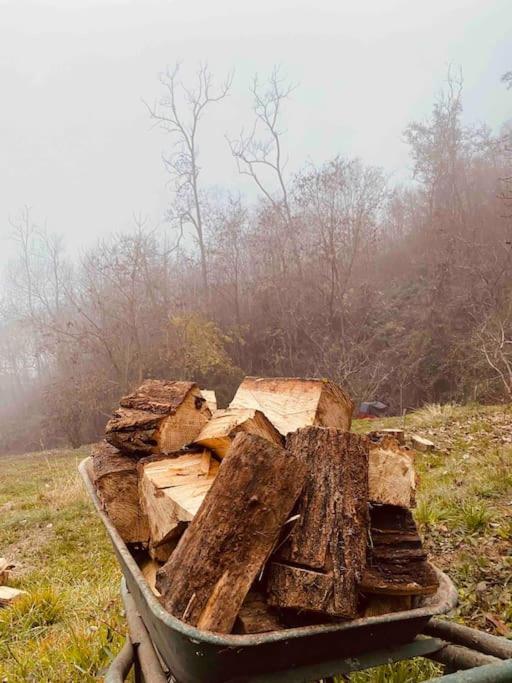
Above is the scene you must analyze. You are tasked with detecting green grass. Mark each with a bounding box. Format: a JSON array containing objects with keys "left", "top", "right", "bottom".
[
  {"left": 0, "top": 449, "right": 126, "bottom": 682},
  {"left": 1, "top": 404, "right": 512, "bottom": 681}
]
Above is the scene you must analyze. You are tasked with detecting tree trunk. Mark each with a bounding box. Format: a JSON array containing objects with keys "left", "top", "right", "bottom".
[
  {"left": 267, "top": 428, "right": 369, "bottom": 618},
  {"left": 156, "top": 432, "right": 307, "bottom": 633}
]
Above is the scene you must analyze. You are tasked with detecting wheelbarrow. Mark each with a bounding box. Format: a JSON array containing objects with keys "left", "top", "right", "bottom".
[{"left": 79, "top": 458, "right": 512, "bottom": 682}]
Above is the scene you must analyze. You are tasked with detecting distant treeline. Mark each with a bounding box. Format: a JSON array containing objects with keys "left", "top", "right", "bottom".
[{"left": 1, "top": 66, "right": 511, "bottom": 453}]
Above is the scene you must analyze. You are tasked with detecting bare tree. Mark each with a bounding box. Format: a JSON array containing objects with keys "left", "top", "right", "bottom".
[
  {"left": 146, "top": 63, "right": 232, "bottom": 296},
  {"left": 227, "top": 67, "right": 303, "bottom": 273}
]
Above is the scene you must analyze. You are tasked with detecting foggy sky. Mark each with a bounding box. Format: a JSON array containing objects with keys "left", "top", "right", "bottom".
[{"left": 1, "top": 0, "right": 511, "bottom": 268}]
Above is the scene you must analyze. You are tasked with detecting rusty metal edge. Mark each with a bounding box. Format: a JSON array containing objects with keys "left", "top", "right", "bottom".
[
  {"left": 79, "top": 456, "right": 458, "bottom": 649},
  {"left": 424, "top": 618, "right": 512, "bottom": 660}
]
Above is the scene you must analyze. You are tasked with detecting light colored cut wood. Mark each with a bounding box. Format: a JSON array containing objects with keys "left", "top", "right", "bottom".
[
  {"left": 193, "top": 407, "right": 282, "bottom": 458},
  {"left": 229, "top": 376, "right": 353, "bottom": 436},
  {"left": 92, "top": 441, "right": 149, "bottom": 544},
  {"left": 139, "top": 451, "right": 219, "bottom": 546},
  {"left": 0, "top": 586, "right": 27, "bottom": 607},
  {"left": 201, "top": 389, "right": 217, "bottom": 413},
  {"left": 106, "top": 380, "right": 211, "bottom": 455},
  {"left": 411, "top": 435, "right": 435, "bottom": 452},
  {"left": 140, "top": 557, "right": 161, "bottom": 596},
  {"left": 369, "top": 436, "right": 416, "bottom": 508}
]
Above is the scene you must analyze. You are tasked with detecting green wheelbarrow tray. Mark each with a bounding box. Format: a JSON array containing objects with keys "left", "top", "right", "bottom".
[{"left": 79, "top": 456, "right": 458, "bottom": 683}]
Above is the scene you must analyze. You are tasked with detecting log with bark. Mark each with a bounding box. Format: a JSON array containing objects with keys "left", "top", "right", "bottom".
[
  {"left": 267, "top": 427, "right": 369, "bottom": 618},
  {"left": 234, "top": 592, "right": 284, "bottom": 634},
  {"left": 139, "top": 450, "right": 219, "bottom": 547},
  {"left": 229, "top": 377, "right": 353, "bottom": 436},
  {"left": 193, "top": 407, "right": 282, "bottom": 458},
  {"left": 92, "top": 441, "right": 149, "bottom": 544},
  {"left": 105, "top": 380, "right": 211, "bottom": 456},
  {"left": 156, "top": 433, "right": 307, "bottom": 633},
  {"left": 368, "top": 435, "right": 416, "bottom": 508},
  {"left": 361, "top": 504, "right": 439, "bottom": 596}
]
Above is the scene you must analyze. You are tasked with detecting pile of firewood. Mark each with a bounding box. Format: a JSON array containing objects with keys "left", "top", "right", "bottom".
[{"left": 92, "top": 377, "right": 439, "bottom": 634}]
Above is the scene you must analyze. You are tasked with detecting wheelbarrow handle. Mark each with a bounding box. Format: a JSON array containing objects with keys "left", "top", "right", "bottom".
[{"left": 104, "top": 638, "right": 135, "bottom": 683}]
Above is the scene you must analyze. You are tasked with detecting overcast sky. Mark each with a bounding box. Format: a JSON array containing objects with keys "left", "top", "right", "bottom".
[{"left": 1, "top": 0, "right": 511, "bottom": 267}]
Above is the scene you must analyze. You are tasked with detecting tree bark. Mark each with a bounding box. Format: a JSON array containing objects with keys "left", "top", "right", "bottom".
[
  {"left": 92, "top": 441, "right": 149, "bottom": 544},
  {"left": 267, "top": 428, "right": 369, "bottom": 618},
  {"left": 156, "top": 432, "right": 307, "bottom": 633},
  {"left": 361, "top": 505, "right": 439, "bottom": 596}
]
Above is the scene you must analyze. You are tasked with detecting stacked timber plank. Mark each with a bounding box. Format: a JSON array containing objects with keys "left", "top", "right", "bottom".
[{"left": 92, "top": 376, "right": 439, "bottom": 634}]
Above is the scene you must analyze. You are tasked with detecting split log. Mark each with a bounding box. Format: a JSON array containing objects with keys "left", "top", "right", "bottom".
[
  {"left": 193, "top": 407, "right": 282, "bottom": 458},
  {"left": 149, "top": 539, "right": 178, "bottom": 563},
  {"left": 361, "top": 505, "right": 439, "bottom": 596},
  {"left": 363, "top": 595, "right": 412, "bottom": 617},
  {"left": 139, "top": 557, "right": 161, "bottom": 597},
  {"left": 368, "top": 436, "right": 416, "bottom": 508},
  {"left": 267, "top": 428, "right": 369, "bottom": 618},
  {"left": 229, "top": 377, "right": 353, "bottom": 436},
  {"left": 139, "top": 451, "right": 219, "bottom": 546},
  {"left": 0, "top": 586, "right": 27, "bottom": 607},
  {"left": 156, "top": 433, "right": 307, "bottom": 633},
  {"left": 234, "top": 592, "right": 284, "bottom": 634},
  {"left": 201, "top": 389, "right": 217, "bottom": 413},
  {"left": 411, "top": 435, "right": 435, "bottom": 452},
  {"left": 105, "top": 380, "right": 211, "bottom": 456},
  {"left": 369, "top": 428, "right": 406, "bottom": 445},
  {"left": 92, "top": 441, "right": 149, "bottom": 544}
]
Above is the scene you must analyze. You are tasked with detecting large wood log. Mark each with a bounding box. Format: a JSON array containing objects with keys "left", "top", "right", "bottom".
[
  {"left": 92, "top": 441, "right": 149, "bottom": 544},
  {"left": 368, "top": 436, "right": 416, "bottom": 508},
  {"left": 156, "top": 433, "right": 307, "bottom": 633},
  {"left": 139, "top": 450, "right": 219, "bottom": 546},
  {"left": 361, "top": 504, "right": 439, "bottom": 596},
  {"left": 267, "top": 428, "right": 369, "bottom": 618},
  {"left": 229, "top": 377, "right": 353, "bottom": 436},
  {"left": 193, "top": 407, "right": 283, "bottom": 458},
  {"left": 105, "top": 380, "right": 211, "bottom": 456}
]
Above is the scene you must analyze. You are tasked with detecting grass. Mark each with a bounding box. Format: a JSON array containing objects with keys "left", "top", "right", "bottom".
[
  {"left": 0, "top": 403, "right": 511, "bottom": 681},
  {"left": 0, "top": 449, "right": 126, "bottom": 682}
]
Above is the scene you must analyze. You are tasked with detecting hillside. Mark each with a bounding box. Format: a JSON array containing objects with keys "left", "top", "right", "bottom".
[{"left": 0, "top": 403, "right": 511, "bottom": 682}]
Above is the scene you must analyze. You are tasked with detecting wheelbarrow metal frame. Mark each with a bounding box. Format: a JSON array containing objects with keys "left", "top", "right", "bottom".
[{"left": 80, "top": 457, "right": 512, "bottom": 682}]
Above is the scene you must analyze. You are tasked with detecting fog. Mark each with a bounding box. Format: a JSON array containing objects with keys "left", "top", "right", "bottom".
[{"left": 1, "top": 0, "right": 511, "bottom": 266}]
